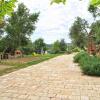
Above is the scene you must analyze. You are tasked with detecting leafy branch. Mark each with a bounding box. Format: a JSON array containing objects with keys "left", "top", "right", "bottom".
[{"left": 51, "top": 0, "right": 100, "bottom": 7}]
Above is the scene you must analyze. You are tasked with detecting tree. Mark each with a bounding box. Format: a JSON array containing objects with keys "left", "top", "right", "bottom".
[
  {"left": 4, "top": 3, "right": 39, "bottom": 54},
  {"left": 91, "top": 20, "right": 100, "bottom": 53},
  {"left": 69, "top": 17, "right": 88, "bottom": 49},
  {"left": 0, "top": 22, "right": 4, "bottom": 37},
  {"left": 33, "top": 38, "right": 46, "bottom": 54},
  {"left": 0, "top": 0, "right": 99, "bottom": 24},
  {"left": 52, "top": 40, "right": 61, "bottom": 53},
  {"left": 18, "top": 40, "right": 34, "bottom": 55},
  {"left": 88, "top": 3, "right": 100, "bottom": 44},
  {"left": 0, "top": 37, "right": 7, "bottom": 52},
  {"left": 91, "top": 20, "right": 100, "bottom": 44},
  {"left": 60, "top": 39, "right": 66, "bottom": 51}
]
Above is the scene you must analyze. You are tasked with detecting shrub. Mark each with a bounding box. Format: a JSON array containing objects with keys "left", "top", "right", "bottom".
[
  {"left": 74, "top": 52, "right": 100, "bottom": 76},
  {"left": 19, "top": 47, "right": 33, "bottom": 55},
  {"left": 32, "top": 52, "right": 40, "bottom": 56},
  {"left": 72, "top": 47, "right": 81, "bottom": 52},
  {"left": 74, "top": 51, "right": 88, "bottom": 63},
  {"left": 79, "top": 56, "right": 100, "bottom": 76}
]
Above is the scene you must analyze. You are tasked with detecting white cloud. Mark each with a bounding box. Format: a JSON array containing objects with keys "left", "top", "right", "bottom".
[{"left": 18, "top": 0, "right": 93, "bottom": 44}]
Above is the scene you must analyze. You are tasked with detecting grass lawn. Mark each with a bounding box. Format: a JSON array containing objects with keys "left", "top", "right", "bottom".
[{"left": 0, "top": 54, "right": 60, "bottom": 76}]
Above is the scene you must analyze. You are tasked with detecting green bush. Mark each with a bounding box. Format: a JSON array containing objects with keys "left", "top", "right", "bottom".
[
  {"left": 72, "top": 47, "right": 81, "bottom": 52},
  {"left": 74, "top": 52, "right": 100, "bottom": 76},
  {"left": 80, "top": 56, "right": 100, "bottom": 76},
  {"left": 19, "top": 47, "right": 33, "bottom": 55},
  {"left": 74, "top": 51, "right": 88, "bottom": 63}
]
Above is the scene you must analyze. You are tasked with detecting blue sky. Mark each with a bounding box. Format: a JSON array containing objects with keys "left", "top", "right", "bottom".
[{"left": 19, "top": 0, "right": 94, "bottom": 44}]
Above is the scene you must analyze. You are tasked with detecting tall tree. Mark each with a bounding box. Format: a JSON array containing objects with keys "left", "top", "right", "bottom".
[
  {"left": 52, "top": 40, "right": 61, "bottom": 54},
  {"left": 88, "top": 3, "right": 100, "bottom": 45},
  {"left": 33, "top": 38, "right": 46, "bottom": 54},
  {"left": 69, "top": 17, "right": 88, "bottom": 49},
  {"left": 91, "top": 20, "right": 100, "bottom": 44},
  {"left": 60, "top": 39, "right": 66, "bottom": 51},
  {"left": 4, "top": 3, "right": 39, "bottom": 53}
]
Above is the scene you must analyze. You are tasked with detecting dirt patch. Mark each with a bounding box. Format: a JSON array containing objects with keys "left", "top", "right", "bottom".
[
  {"left": 1, "top": 56, "right": 39, "bottom": 64},
  {"left": 0, "top": 65, "right": 14, "bottom": 70}
]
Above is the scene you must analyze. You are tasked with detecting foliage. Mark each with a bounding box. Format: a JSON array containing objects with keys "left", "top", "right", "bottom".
[
  {"left": 0, "top": 0, "right": 16, "bottom": 30},
  {"left": 90, "top": 0, "right": 100, "bottom": 7},
  {"left": 4, "top": 3, "right": 39, "bottom": 53},
  {"left": 51, "top": 0, "right": 100, "bottom": 7},
  {"left": 18, "top": 46, "right": 33, "bottom": 55},
  {"left": 52, "top": 39, "right": 67, "bottom": 54},
  {"left": 74, "top": 52, "right": 100, "bottom": 76},
  {"left": 69, "top": 17, "right": 88, "bottom": 49},
  {"left": 33, "top": 38, "right": 47, "bottom": 54},
  {"left": 52, "top": 40, "right": 61, "bottom": 54},
  {"left": 88, "top": 4, "right": 100, "bottom": 19},
  {"left": 88, "top": 5, "right": 98, "bottom": 18},
  {"left": 0, "top": 0, "right": 99, "bottom": 24},
  {"left": 51, "top": 0, "right": 66, "bottom": 4},
  {"left": 32, "top": 52, "right": 40, "bottom": 56},
  {"left": 80, "top": 55, "right": 100, "bottom": 76},
  {"left": 1, "top": 35, "right": 30, "bottom": 54},
  {"left": 18, "top": 40, "right": 34, "bottom": 55},
  {"left": 20, "top": 47, "right": 33, "bottom": 55},
  {"left": 66, "top": 43, "right": 73, "bottom": 54},
  {"left": 91, "top": 20, "right": 100, "bottom": 44},
  {"left": 0, "top": 0, "right": 17, "bottom": 21},
  {"left": 0, "top": 37, "right": 5, "bottom": 52},
  {"left": 74, "top": 51, "right": 88, "bottom": 63},
  {"left": 72, "top": 47, "right": 82, "bottom": 52},
  {"left": 60, "top": 39, "right": 67, "bottom": 51}
]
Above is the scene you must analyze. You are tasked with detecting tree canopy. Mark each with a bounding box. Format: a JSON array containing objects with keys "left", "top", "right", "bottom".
[
  {"left": 52, "top": 40, "right": 61, "bottom": 54},
  {"left": 4, "top": 3, "right": 39, "bottom": 53},
  {"left": 0, "top": 0, "right": 99, "bottom": 25},
  {"left": 69, "top": 17, "right": 88, "bottom": 49},
  {"left": 51, "top": 39, "right": 67, "bottom": 54},
  {"left": 33, "top": 38, "right": 46, "bottom": 54},
  {"left": 91, "top": 20, "right": 100, "bottom": 44},
  {"left": 60, "top": 39, "right": 66, "bottom": 51},
  {"left": 0, "top": 0, "right": 99, "bottom": 21}
]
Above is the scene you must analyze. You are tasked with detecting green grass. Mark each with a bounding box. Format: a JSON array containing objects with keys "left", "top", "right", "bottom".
[{"left": 0, "top": 54, "right": 60, "bottom": 76}]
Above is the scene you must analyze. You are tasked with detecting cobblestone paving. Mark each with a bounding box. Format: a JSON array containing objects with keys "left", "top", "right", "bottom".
[{"left": 0, "top": 54, "right": 100, "bottom": 100}]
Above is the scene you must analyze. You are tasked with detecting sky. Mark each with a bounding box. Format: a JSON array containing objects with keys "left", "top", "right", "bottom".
[{"left": 18, "top": 0, "right": 94, "bottom": 44}]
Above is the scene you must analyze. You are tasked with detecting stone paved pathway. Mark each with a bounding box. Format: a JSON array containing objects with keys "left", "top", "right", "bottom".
[{"left": 0, "top": 54, "right": 100, "bottom": 100}]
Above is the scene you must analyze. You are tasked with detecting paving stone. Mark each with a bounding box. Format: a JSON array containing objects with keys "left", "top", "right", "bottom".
[
  {"left": 28, "top": 95, "right": 40, "bottom": 100},
  {"left": 0, "top": 54, "right": 99, "bottom": 100}
]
